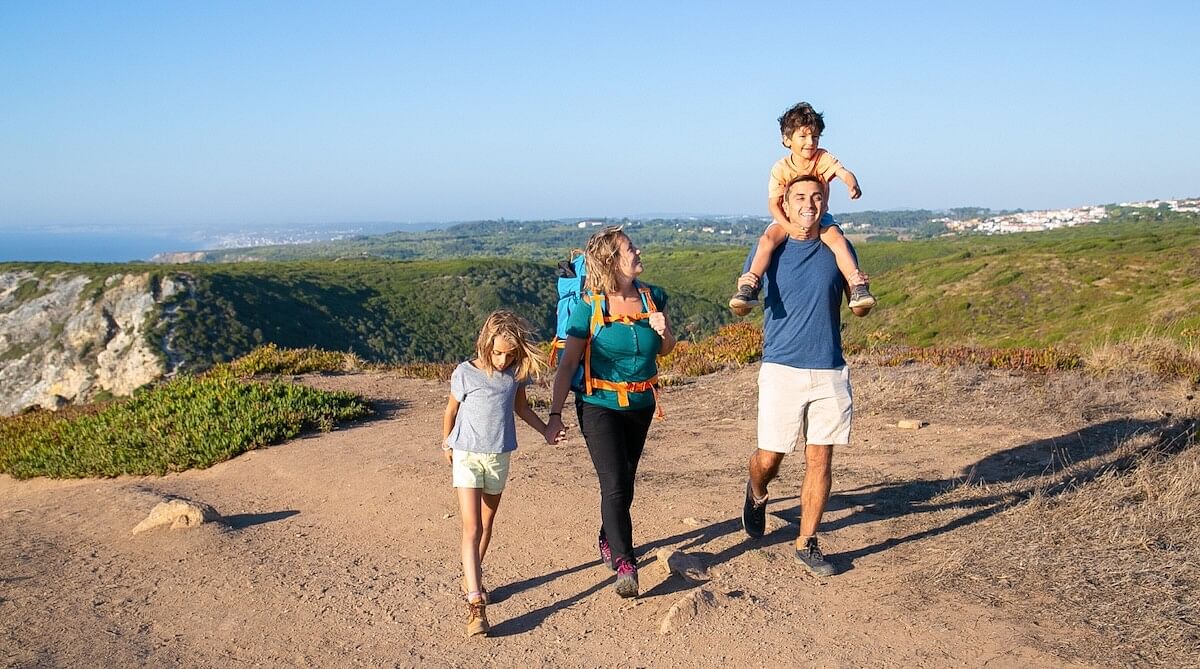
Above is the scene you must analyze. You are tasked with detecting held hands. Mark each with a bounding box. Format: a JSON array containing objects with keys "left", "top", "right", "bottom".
[{"left": 543, "top": 415, "right": 567, "bottom": 445}]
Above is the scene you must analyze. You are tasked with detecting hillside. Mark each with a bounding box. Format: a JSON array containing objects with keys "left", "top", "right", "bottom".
[{"left": 2, "top": 211, "right": 1197, "bottom": 414}]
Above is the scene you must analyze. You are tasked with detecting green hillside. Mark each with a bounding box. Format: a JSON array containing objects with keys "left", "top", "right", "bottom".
[
  {"left": 4, "top": 210, "right": 1197, "bottom": 374},
  {"left": 843, "top": 213, "right": 1200, "bottom": 348}
]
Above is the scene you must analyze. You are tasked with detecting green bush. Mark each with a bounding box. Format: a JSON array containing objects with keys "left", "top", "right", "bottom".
[{"left": 0, "top": 374, "right": 370, "bottom": 479}]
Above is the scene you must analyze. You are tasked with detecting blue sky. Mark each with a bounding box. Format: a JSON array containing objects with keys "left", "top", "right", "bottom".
[{"left": 2, "top": 1, "right": 1197, "bottom": 231}]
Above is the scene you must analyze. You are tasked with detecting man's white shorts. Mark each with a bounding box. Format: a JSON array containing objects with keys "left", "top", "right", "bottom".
[{"left": 757, "top": 362, "right": 853, "bottom": 453}]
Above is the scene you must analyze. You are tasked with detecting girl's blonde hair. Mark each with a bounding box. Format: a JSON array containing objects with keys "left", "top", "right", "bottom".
[
  {"left": 583, "top": 225, "right": 629, "bottom": 294},
  {"left": 475, "top": 310, "right": 548, "bottom": 381}
]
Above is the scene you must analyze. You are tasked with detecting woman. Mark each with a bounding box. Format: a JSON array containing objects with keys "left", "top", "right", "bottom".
[{"left": 544, "top": 226, "right": 676, "bottom": 598}]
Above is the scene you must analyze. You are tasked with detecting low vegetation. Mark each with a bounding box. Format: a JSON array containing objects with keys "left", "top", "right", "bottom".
[{"left": 0, "top": 363, "right": 369, "bottom": 479}]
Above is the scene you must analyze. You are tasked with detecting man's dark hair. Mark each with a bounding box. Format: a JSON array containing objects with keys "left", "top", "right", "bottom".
[
  {"left": 783, "top": 174, "right": 823, "bottom": 198},
  {"left": 778, "top": 102, "right": 826, "bottom": 137}
]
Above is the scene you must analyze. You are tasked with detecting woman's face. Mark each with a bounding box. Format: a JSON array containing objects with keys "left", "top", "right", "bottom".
[{"left": 614, "top": 235, "right": 644, "bottom": 280}]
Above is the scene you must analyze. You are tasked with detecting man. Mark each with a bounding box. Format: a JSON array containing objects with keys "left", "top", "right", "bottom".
[{"left": 739, "top": 174, "right": 872, "bottom": 576}]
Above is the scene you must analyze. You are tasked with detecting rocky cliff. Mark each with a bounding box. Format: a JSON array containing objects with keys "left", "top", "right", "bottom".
[{"left": 0, "top": 270, "right": 190, "bottom": 415}]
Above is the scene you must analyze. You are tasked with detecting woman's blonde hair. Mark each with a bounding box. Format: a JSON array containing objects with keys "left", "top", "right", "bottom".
[
  {"left": 475, "top": 310, "right": 547, "bottom": 381},
  {"left": 583, "top": 225, "right": 629, "bottom": 294}
]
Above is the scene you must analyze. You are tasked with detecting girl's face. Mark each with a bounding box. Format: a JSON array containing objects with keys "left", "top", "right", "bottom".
[{"left": 489, "top": 335, "right": 519, "bottom": 371}]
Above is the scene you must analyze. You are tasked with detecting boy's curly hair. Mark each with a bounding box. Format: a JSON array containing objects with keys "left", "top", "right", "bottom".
[{"left": 778, "top": 101, "right": 826, "bottom": 137}]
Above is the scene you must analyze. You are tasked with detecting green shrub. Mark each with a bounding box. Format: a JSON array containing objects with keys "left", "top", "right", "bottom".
[{"left": 0, "top": 374, "right": 370, "bottom": 479}]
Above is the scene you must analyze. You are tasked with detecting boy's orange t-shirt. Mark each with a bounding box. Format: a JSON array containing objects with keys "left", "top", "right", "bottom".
[{"left": 767, "top": 149, "right": 843, "bottom": 201}]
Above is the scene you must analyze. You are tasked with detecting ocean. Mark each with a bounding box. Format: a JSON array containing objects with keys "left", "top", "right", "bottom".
[{"left": 1, "top": 229, "right": 204, "bottom": 263}]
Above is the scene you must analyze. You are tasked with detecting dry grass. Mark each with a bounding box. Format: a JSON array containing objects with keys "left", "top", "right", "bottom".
[
  {"left": 1085, "top": 332, "right": 1200, "bottom": 382},
  {"left": 919, "top": 414, "right": 1200, "bottom": 667}
]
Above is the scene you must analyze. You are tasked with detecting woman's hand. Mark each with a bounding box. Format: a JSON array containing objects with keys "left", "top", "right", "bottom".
[
  {"left": 648, "top": 312, "right": 668, "bottom": 336},
  {"left": 441, "top": 445, "right": 453, "bottom": 466},
  {"left": 544, "top": 415, "right": 566, "bottom": 444}
]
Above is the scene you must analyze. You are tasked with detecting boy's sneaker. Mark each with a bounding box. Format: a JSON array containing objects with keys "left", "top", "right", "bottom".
[
  {"left": 729, "top": 283, "right": 760, "bottom": 316},
  {"left": 741, "top": 481, "right": 766, "bottom": 538},
  {"left": 613, "top": 557, "right": 638, "bottom": 598},
  {"left": 465, "top": 599, "right": 490, "bottom": 637},
  {"left": 598, "top": 531, "right": 615, "bottom": 572},
  {"left": 847, "top": 283, "right": 876, "bottom": 309},
  {"left": 794, "top": 536, "right": 836, "bottom": 577}
]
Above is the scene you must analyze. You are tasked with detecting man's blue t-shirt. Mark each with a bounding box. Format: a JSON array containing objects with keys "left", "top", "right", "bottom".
[{"left": 743, "top": 222, "right": 851, "bottom": 370}]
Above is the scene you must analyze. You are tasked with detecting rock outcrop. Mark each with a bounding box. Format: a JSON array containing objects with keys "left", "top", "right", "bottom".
[{"left": 0, "top": 270, "right": 191, "bottom": 415}]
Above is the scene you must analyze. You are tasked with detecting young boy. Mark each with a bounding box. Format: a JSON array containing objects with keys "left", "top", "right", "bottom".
[{"left": 729, "top": 102, "right": 875, "bottom": 315}]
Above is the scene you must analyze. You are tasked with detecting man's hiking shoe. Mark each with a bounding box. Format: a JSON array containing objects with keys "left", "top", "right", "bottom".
[
  {"left": 613, "top": 557, "right": 639, "bottom": 598},
  {"left": 729, "top": 283, "right": 760, "bottom": 316},
  {"left": 741, "top": 481, "right": 767, "bottom": 538},
  {"left": 465, "top": 599, "right": 490, "bottom": 637},
  {"left": 598, "top": 531, "right": 615, "bottom": 571},
  {"left": 795, "top": 537, "right": 836, "bottom": 576},
  {"left": 847, "top": 283, "right": 877, "bottom": 309}
]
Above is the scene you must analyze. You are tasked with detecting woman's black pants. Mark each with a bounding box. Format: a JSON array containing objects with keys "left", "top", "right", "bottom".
[{"left": 576, "top": 400, "right": 655, "bottom": 564}]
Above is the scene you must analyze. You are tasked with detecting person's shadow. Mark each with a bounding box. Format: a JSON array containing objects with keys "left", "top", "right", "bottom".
[{"left": 489, "top": 414, "right": 1193, "bottom": 634}]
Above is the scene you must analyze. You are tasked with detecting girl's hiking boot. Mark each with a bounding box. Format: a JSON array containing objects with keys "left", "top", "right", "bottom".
[
  {"left": 598, "top": 531, "right": 615, "bottom": 571},
  {"left": 847, "top": 283, "right": 876, "bottom": 309},
  {"left": 794, "top": 536, "right": 836, "bottom": 577},
  {"left": 613, "top": 557, "right": 638, "bottom": 598},
  {"left": 465, "top": 598, "right": 490, "bottom": 637},
  {"left": 728, "top": 283, "right": 759, "bottom": 316}
]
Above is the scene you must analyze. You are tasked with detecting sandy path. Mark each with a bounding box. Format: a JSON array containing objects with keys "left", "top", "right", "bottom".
[{"left": 1, "top": 364, "right": 1117, "bottom": 668}]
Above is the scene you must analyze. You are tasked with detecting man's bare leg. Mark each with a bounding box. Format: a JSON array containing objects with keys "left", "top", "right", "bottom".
[
  {"left": 749, "top": 448, "right": 784, "bottom": 500},
  {"left": 797, "top": 443, "right": 833, "bottom": 544}
]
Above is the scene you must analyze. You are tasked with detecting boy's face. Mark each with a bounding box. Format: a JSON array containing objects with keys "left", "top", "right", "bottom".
[{"left": 783, "top": 126, "right": 821, "bottom": 161}]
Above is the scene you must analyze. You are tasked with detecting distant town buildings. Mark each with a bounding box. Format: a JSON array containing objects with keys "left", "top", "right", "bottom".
[{"left": 941, "top": 198, "right": 1198, "bottom": 235}]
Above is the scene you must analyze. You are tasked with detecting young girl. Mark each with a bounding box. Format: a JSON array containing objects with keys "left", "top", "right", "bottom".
[{"left": 441, "top": 310, "right": 556, "bottom": 637}]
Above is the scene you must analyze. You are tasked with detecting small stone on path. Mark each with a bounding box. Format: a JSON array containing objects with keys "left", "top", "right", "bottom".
[{"left": 131, "top": 499, "right": 219, "bottom": 535}]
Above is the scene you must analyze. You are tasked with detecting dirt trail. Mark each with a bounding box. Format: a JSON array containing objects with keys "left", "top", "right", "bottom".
[{"left": 1, "top": 363, "right": 1136, "bottom": 668}]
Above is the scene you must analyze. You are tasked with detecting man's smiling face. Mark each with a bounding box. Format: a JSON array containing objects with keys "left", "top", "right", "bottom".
[{"left": 784, "top": 178, "right": 827, "bottom": 229}]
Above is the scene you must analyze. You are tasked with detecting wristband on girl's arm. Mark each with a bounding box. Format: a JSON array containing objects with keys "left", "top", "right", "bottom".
[{"left": 549, "top": 412, "right": 562, "bottom": 418}]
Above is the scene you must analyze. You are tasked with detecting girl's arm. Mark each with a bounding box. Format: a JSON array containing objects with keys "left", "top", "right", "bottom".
[
  {"left": 544, "top": 335, "right": 586, "bottom": 444},
  {"left": 441, "top": 395, "right": 460, "bottom": 465},
  {"left": 513, "top": 384, "right": 547, "bottom": 435}
]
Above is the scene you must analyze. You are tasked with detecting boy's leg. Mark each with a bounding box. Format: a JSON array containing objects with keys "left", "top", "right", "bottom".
[
  {"left": 819, "top": 226, "right": 876, "bottom": 308},
  {"left": 730, "top": 224, "right": 788, "bottom": 314},
  {"left": 457, "top": 487, "right": 485, "bottom": 597}
]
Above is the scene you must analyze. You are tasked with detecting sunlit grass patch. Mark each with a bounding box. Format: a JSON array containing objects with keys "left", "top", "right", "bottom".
[
  {"left": 222, "top": 342, "right": 363, "bottom": 377},
  {"left": 0, "top": 373, "right": 370, "bottom": 479}
]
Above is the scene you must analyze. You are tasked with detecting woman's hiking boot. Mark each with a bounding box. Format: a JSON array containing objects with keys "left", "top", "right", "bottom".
[
  {"left": 598, "top": 531, "right": 615, "bottom": 571},
  {"left": 465, "top": 597, "right": 490, "bottom": 637},
  {"left": 613, "top": 557, "right": 638, "bottom": 598}
]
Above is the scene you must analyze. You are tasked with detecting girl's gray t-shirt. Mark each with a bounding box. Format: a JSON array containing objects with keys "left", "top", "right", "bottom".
[{"left": 447, "top": 361, "right": 522, "bottom": 454}]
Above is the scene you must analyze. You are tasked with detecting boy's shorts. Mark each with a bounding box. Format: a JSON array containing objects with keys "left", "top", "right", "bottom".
[
  {"left": 451, "top": 450, "right": 512, "bottom": 495},
  {"left": 757, "top": 362, "right": 853, "bottom": 452}
]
